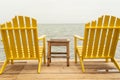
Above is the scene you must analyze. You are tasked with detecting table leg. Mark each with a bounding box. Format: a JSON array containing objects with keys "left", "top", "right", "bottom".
[
  {"left": 47, "top": 42, "right": 51, "bottom": 66},
  {"left": 50, "top": 46, "right": 51, "bottom": 63},
  {"left": 67, "top": 43, "right": 69, "bottom": 66}
]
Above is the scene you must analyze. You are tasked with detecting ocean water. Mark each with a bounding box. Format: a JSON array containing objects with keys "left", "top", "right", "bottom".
[{"left": 0, "top": 24, "right": 120, "bottom": 61}]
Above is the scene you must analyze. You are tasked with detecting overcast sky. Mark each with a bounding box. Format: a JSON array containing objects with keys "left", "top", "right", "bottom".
[{"left": 0, "top": 0, "right": 120, "bottom": 24}]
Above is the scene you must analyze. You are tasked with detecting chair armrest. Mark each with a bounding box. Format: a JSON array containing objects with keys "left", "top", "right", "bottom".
[
  {"left": 74, "top": 35, "right": 84, "bottom": 40},
  {"left": 38, "top": 35, "right": 46, "bottom": 48},
  {"left": 38, "top": 35, "right": 46, "bottom": 64},
  {"left": 74, "top": 35, "right": 83, "bottom": 49},
  {"left": 38, "top": 35, "right": 46, "bottom": 40}
]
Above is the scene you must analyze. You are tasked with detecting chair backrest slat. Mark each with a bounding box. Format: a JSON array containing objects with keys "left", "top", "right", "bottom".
[
  {"left": 82, "top": 22, "right": 90, "bottom": 57},
  {"left": 32, "top": 18, "right": 39, "bottom": 58},
  {"left": 12, "top": 16, "right": 22, "bottom": 58},
  {"left": 87, "top": 21, "right": 96, "bottom": 57},
  {"left": 1, "top": 24, "right": 11, "bottom": 59},
  {"left": 18, "top": 16, "right": 28, "bottom": 58},
  {"left": 92, "top": 16, "right": 103, "bottom": 57},
  {"left": 104, "top": 16, "right": 116, "bottom": 57},
  {"left": 7, "top": 22, "right": 17, "bottom": 58},
  {"left": 98, "top": 15, "right": 110, "bottom": 57},
  {"left": 110, "top": 18, "right": 120, "bottom": 57},
  {"left": 25, "top": 16, "right": 34, "bottom": 58}
]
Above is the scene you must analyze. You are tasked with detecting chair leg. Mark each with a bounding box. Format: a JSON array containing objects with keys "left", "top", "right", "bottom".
[
  {"left": 111, "top": 58, "right": 120, "bottom": 71},
  {"left": 11, "top": 60, "right": 14, "bottom": 64},
  {"left": 75, "top": 49, "right": 77, "bottom": 63},
  {"left": 74, "top": 37, "right": 77, "bottom": 63},
  {"left": 79, "top": 56, "right": 85, "bottom": 72},
  {"left": 43, "top": 50, "right": 46, "bottom": 64},
  {"left": 38, "top": 58, "right": 42, "bottom": 74},
  {"left": 0, "top": 60, "right": 9, "bottom": 74},
  {"left": 106, "top": 58, "right": 108, "bottom": 62}
]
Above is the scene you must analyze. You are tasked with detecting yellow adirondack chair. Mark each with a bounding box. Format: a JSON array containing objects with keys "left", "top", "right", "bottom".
[
  {"left": 74, "top": 15, "right": 120, "bottom": 72},
  {"left": 0, "top": 16, "right": 46, "bottom": 74}
]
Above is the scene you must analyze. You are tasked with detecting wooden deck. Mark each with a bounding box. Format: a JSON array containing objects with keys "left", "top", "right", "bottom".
[{"left": 0, "top": 59, "right": 120, "bottom": 80}]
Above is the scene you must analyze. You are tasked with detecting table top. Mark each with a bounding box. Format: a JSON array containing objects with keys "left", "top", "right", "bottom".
[{"left": 47, "top": 39, "right": 69, "bottom": 43}]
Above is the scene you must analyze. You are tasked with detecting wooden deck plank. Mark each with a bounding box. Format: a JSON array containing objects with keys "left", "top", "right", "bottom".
[{"left": 0, "top": 60, "right": 120, "bottom": 80}]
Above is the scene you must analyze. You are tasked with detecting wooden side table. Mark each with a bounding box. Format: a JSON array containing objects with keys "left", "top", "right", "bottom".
[{"left": 47, "top": 39, "right": 70, "bottom": 66}]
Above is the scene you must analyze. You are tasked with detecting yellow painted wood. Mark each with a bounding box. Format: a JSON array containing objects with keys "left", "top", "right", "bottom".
[
  {"left": 111, "top": 58, "right": 120, "bottom": 71},
  {"left": 0, "top": 60, "right": 9, "bottom": 74},
  {"left": 38, "top": 57, "right": 42, "bottom": 73},
  {"left": 79, "top": 56, "right": 85, "bottom": 72},
  {"left": 25, "top": 16, "right": 34, "bottom": 58},
  {"left": 1, "top": 24, "right": 11, "bottom": 59},
  {"left": 74, "top": 36, "right": 77, "bottom": 63},
  {"left": 0, "top": 27, "right": 36, "bottom": 30},
  {"left": 18, "top": 16, "right": 28, "bottom": 58},
  {"left": 98, "top": 16, "right": 110, "bottom": 57},
  {"left": 0, "top": 16, "right": 46, "bottom": 74},
  {"left": 74, "top": 15, "right": 120, "bottom": 72},
  {"left": 84, "top": 56, "right": 111, "bottom": 59},
  {"left": 85, "top": 22, "right": 90, "bottom": 26},
  {"left": 77, "top": 46, "right": 85, "bottom": 72},
  {"left": 85, "top": 26, "right": 120, "bottom": 29},
  {"left": 82, "top": 22, "right": 90, "bottom": 57},
  {"left": 87, "top": 21, "right": 96, "bottom": 57},
  {"left": 12, "top": 16, "right": 22, "bottom": 58},
  {"left": 11, "top": 60, "right": 14, "bottom": 64},
  {"left": 38, "top": 35, "right": 46, "bottom": 64},
  {"left": 104, "top": 16, "right": 116, "bottom": 57},
  {"left": 93, "top": 16, "right": 103, "bottom": 57},
  {"left": 32, "top": 18, "right": 39, "bottom": 58},
  {"left": 75, "top": 22, "right": 90, "bottom": 71},
  {"left": 110, "top": 18, "right": 120, "bottom": 57},
  {"left": 38, "top": 35, "right": 46, "bottom": 40},
  {"left": 74, "top": 35, "right": 84, "bottom": 40},
  {"left": 110, "top": 29, "right": 119, "bottom": 56},
  {"left": 74, "top": 35, "right": 84, "bottom": 63},
  {"left": 7, "top": 22, "right": 17, "bottom": 58}
]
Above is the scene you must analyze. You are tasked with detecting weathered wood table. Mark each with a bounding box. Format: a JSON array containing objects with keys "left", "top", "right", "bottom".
[{"left": 47, "top": 39, "right": 70, "bottom": 66}]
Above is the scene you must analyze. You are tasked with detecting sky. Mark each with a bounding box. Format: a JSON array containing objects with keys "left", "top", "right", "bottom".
[{"left": 0, "top": 0, "right": 120, "bottom": 24}]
